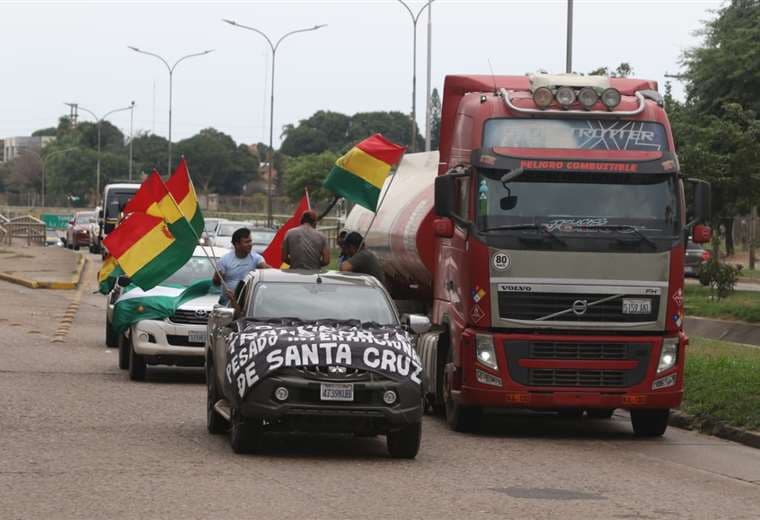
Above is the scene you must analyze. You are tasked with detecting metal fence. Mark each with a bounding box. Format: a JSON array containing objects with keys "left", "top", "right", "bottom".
[{"left": 3, "top": 215, "right": 46, "bottom": 246}]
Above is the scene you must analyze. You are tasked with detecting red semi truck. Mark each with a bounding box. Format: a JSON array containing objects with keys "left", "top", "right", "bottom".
[{"left": 346, "top": 73, "right": 712, "bottom": 436}]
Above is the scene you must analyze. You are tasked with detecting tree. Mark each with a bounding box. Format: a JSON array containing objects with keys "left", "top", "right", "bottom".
[
  {"left": 588, "top": 63, "right": 634, "bottom": 77},
  {"left": 131, "top": 132, "right": 170, "bottom": 174},
  {"left": 429, "top": 88, "right": 441, "bottom": 151},
  {"left": 283, "top": 151, "right": 338, "bottom": 205},
  {"left": 683, "top": 0, "right": 760, "bottom": 117},
  {"left": 7, "top": 152, "right": 42, "bottom": 195}
]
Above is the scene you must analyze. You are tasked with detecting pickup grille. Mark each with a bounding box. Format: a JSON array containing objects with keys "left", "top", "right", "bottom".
[
  {"left": 498, "top": 292, "right": 658, "bottom": 322},
  {"left": 169, "top": 309, "right": 208, "bottom": 325},
  {"left": 529, "top": 369, "right": 625, "bottom": 387},
  {"left": 298, "top": 365, "right": 370, "bottom": 381}
]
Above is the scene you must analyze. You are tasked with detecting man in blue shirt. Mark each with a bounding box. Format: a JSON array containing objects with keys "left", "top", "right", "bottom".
[{"left": 213, "top": 227, "right": 270, "bottom": 305}]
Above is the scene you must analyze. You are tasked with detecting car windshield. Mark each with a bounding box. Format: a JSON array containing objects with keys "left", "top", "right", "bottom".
[
  {"left": 105, "top": 190, "right": 137, "bottom": 220},
  {"left": 477, "top": 170, "right": 680, "bottom": 238},
  {"left": 75, "top": 213, "right": 96, "bottom": 224},
  {"left": 249, "top": 282, "right": 397, "bottom": 325},
  {"left": 162, "top": 256, "right": 216, "bottom": 287},
  {"left": 251, "top": 230, "right": 275, "bottom": 244}
]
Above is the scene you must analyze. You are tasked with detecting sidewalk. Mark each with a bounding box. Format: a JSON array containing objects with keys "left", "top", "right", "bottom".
[{"left": 0, "top": 245, "right": 86, "bottom": 289}]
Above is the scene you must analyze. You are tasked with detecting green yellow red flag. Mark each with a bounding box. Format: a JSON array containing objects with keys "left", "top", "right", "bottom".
[{"left": 323, "top": 133, "right": 406, "bottom": 211}]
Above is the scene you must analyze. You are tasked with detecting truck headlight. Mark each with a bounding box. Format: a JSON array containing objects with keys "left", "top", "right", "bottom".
[
  {"left": 657, "top": 338, "right": 679, "bottom": 374},
  {"left": 476, "top": 334, "right": 498, "bottom": 370}
]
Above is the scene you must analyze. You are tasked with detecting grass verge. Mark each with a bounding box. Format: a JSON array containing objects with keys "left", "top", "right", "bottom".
[
  {"left": 684, "top": 284, "right": 760, "bottom": 323},
  {"left": 683, "top": 337, "right": 760, "bottom": 430}
]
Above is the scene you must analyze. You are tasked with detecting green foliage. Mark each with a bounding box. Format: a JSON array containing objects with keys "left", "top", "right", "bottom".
[
  {"left": 683, "top": 337, "right": 760, "bottom": 430},
  {"left": 32, "top": 127, "right": 57, "bottom": 137},
  {"left": 280, "top": 110, "right": 422, "bottom": 158},
  {"left": 430, "top": 88, "right": 441, "bottom": 151},
  {"left": 283, "top": 151, "right": 338, "bottom": 205},
  {"left": 131, "top": 132, "right": 169, "bottom": 174},
  {"left": 698, "top": 258, "right": 740, "bottom": 299},
  {"left": 684, "top": 285, "right": 760, "bottom": 322},
  {"left": 588, "top": 63, "right": 633, "bottom": 77}
]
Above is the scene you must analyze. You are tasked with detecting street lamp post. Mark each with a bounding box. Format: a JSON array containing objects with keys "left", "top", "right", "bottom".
[
  {"left": 397, "top": 0, "right": 435, "bottom": 153},
  {"left": 68, "top": 103, "right": 134, "bottom": 199},
  {"left": 223, "top": 19, "right": 327, "bottom": 227},
  {"left": 128, "top": 46, "right": 214, "bottom": 174},
  {"left": 128, "top": 101, "right": 135, "bottom": 180}
]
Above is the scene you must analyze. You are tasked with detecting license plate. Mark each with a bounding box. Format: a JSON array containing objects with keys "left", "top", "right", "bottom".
[
  {"left": 622, "top": 298, "right": 651, "bottom": 315},
  {"left": 188, "top": 330, "right": 207, "bottom": 344},
  {"left": 320, "top": 383, "right": 354, "bottom": 402}
]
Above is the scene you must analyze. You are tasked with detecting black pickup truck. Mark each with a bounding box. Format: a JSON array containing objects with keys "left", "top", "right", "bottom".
[{"left": 205, "top": 270, "right": 431, "bottom": 458}]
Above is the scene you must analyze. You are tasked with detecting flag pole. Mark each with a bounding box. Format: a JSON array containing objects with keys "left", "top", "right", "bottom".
[{"left": 359, "top": 154, "right": 405, "bottom": 250}]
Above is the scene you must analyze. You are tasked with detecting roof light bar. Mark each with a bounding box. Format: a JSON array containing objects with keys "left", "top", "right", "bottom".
[
  {"left": 601, "top": 88, "right": 622, "bottom": 109},
  {"left": 532, "top": 87, "right": 553, "bottom": 109},
  {"left": 555, "top": 86, "right": 576, "bottom": 108},
  {"left": 577, "top": 87, "right": 599, "bottom": 109}
]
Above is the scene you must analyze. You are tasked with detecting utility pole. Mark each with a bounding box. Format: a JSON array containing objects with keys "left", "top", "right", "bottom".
[{"left": 566, "top": 0, "right": 573, "bottom": 73}]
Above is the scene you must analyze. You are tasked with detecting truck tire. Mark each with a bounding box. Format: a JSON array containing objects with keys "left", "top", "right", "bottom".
[
  {"left": 443, "top": 348, "right": 481, "bottom": 432},
  {"left": 386, "top": 422, "right": 421, "bottom": 459},
  {"left": 587, "top": 408, "right": 615, "bottom": 419},
  {"left": 631, "top": 409, "right": 670, "bottom": 437},
  {"left": 105, "top": 320, "right": 118, "bottom": 349},
  {"left": 229, "top": 409, "right": 262, "bottom": 454},
  {"left": 128, "top": 338, "right": 146, "bottom": 381},
  {"left": 206, "top": 361, "right": 228, "bottom": 434},
  {"left": 117, "top": 333, "right": 130, "bottom": 370}
]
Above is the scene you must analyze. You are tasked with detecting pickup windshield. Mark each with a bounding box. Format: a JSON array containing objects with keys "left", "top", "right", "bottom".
[
  {"left": 476, "top": 170, "right": 680, "bottom": 241},
  {"left": 249, "top": 282, "right": 397, "bottom": 325}
]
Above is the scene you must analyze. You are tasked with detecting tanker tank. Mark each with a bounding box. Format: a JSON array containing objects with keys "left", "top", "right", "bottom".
[{"left": 344, "top": 151, "right": 439, "bottom": 300}]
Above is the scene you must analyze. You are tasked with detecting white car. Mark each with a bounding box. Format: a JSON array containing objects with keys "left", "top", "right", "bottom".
[
  {"left": 107, "top": 246, "right": 230, "bottom": 381},
  {"left": 209, "top": 221, "right": 253, "bottom": 248}
]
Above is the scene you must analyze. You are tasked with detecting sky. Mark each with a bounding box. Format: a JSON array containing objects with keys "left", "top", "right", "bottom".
[{"left": 0, "top": 0, "right": 721, "bottom": 148}]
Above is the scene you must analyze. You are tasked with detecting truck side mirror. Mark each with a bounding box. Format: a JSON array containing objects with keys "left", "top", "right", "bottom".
[
  {"left": 688, "top": 178, "right": 711, "bottom": 225},
  {"left": 117, "top": 275, "right": 132, "bottom": 287},
  {"left": 402, "top": 314, "right": 432, "bottom": 334},
  {"left": 434, "top": 175, "right": 456, "bottom": 218},
  {"left": 212, "top": 305, "right": 235, "bottom": 327}
]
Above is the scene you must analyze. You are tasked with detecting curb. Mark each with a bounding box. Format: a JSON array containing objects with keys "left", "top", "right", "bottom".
[
  {"left": 0, "top": 253, "right": 87, "bottom": 290},
  {"left": 670, "top": 409, "right": 760, "bottom": 449}
]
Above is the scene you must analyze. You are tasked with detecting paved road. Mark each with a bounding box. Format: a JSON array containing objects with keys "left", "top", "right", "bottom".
[{"left": 2, "top": 255, "right": 760, "bottom": 519}]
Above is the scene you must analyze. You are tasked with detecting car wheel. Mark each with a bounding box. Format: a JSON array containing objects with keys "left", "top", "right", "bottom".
[
  {"left": 631, "top": 409, "right": 670, "bottom": 437},
  {"left": 105, "top": 319, "right": 118, "bottom": 348},
  {"left": 229, "top": 408, "right": 262, "bottom": 454},
  {"left": 443, "top": 350, "right": 481, "bottom": 432},
  {"left": 117, "top": 333, "right": 130, "bottom": 370},
  {"left": 128, "top": 336, "right": 146, "bottom": 381},
  {"left": 206, "top": 361, "right": 228, "bottom": 434},
  {"left": 386, "top": 422, "right": 422, "bottom": 459},
  {"left": 587, "top": 408, "right": 615, "bottom": 420}
]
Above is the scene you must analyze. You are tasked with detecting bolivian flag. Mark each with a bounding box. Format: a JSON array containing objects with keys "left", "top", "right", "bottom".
[
  {"left": 98, "top": 254, "right": 124, "bottom": 294},
  {"left": 166, "top": 158, "right": 204, "bottom": 236},
  {"left": 324, "top": 134, "right": 406, "bottom": 211},
  {"left": 104, "top": 172, "right": 196, "bottom": 290}
]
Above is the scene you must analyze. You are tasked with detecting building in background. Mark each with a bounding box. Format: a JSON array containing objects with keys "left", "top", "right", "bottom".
[{"left": 1, "top": 136, "right": 54, "bottom": 163}]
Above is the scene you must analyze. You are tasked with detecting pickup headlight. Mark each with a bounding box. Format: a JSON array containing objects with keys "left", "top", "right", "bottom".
[
  {"left": 657, "top": 337, "right": 679, "bottom": 374},
  {"left": 476, "top": 334, "right": 498, "bottom": 370}
]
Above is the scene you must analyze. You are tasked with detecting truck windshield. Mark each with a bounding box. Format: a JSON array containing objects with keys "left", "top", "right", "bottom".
[
  {"left": 249, "top": 282, "right": 397, "bottom": 325},
  {"left": 105, "top": 190, "right": 138, "bottom": 221},
  {"left": 476, "top": 170, "right": 679, "bottom": 240},
  {"left": 483, "top": 119, "right": 668, "bottom": 151}
]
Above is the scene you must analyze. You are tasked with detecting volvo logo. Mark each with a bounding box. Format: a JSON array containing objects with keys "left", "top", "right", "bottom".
[
  {"left": 571, "top": 299, "right": 589, "bottom": 316},
  {"left": 194, "top": 309, "right": 209, "bottom": 318}
]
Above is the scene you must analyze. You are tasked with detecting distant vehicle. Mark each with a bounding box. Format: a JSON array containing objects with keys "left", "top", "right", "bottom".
[
  {"left": 249, "top": 227, "right": 276, "bottom": 254},
  {"left": 98, "top": 183, "right": 140, "bottom": 257},
  {"left": 201, "top": 217, "right": 228, "bottom": 246},
  {"left": 64, "top": 211, "right": 97, "bottom": 250},
  {"left": 685, "top": 240, "right": 711, "bottom": 277},
  {"left": 209, "top": 220, "right": 252, "bottom": 248},
  {"left": 108, "top": 246, "right": 230, "bottom": 380},
  {"left": 206, "top": 270, "right": 430, "bottom": 457}
]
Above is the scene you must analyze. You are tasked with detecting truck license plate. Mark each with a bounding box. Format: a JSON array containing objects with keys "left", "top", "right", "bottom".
[
  {"left": 622, "top": 299, "right": 651, "bottom": 315},
  {"left": 188, "top": 330, "right": 207, "bottom": 344},
  {"left": 320, "top": 383, "right": 354, "bottom": 402}
]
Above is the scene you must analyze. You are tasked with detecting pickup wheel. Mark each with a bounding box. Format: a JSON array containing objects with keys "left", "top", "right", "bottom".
[
  {"left": 631, "top": 409, "right": 670, "bottom": 437},
  {"left": 128, "top": 336, "right": 146, "bottom": 381},
  {"left": 105, "top": 320, "right": 118, "bottom": 349},
  {"left": 443, "top": 349, "right": 481, "bottom": 432},
  {"left": 206, "top": 362, "right": 228, "bottom": 434},
  {"left": 117, "top": 333, "right": 130, "bottom": 370},
  {"left": 386, "top": 422, "right": 421, "bottom": 459},
  {"left": 229, "top": 409, "right": 262, "bottom": 454}
]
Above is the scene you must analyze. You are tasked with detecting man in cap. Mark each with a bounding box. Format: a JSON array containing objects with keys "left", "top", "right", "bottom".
[{"left": 340, "top": 231, "right": 385, "bottom": 285}]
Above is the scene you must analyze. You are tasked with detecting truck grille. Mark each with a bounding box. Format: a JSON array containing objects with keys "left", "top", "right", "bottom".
[
  {"left": 506, "top": 341, "right": 651, "bottom": 389},
  {"left": 529, "top": 369, "right": 625, "bottom": 387},
  {"left": 531, "top": 342, "right": 626, "bottom": 360},
  {"left": 169, "top": 309, "right": 208, "bottom": 325},
  {"left": 498, "top": 292, "right": 658, "bottom": 322},
  {"left": 298, "top": 365, "right": 370, "bottom": 381}
]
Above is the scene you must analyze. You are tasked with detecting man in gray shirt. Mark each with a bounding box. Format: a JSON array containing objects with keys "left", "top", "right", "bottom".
[
  {"left": 282, "top": 210, "right": 330, "bottom": 270},
  {"left": 340, "top": 231, "right": 385, "bottom": 285}
]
